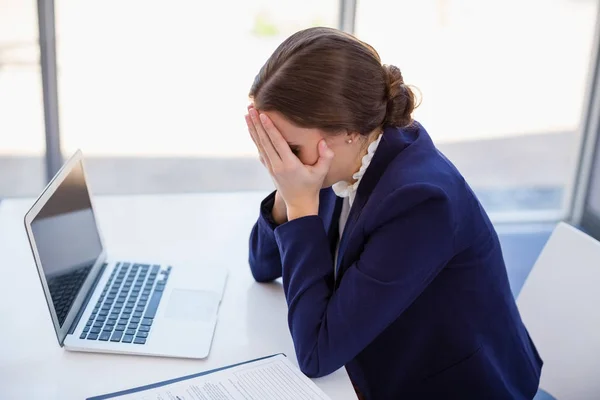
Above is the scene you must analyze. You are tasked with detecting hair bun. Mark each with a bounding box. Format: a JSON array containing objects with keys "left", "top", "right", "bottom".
[{"left": 383, "top": 64, "right": 417, "bottom": 128}]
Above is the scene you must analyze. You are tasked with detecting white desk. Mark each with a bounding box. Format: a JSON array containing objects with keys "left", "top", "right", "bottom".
[{"left": 0, "top": 193, "right": 357, "bottom": 399}]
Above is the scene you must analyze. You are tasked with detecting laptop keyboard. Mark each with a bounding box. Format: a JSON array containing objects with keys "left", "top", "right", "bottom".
[{"left": 79, "top": 262, "right": 171, "bottom": 345}]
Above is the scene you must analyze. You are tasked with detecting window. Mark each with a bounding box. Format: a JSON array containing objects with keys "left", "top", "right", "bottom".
[
  {"left": 0, "top": 0, "right": 46, "bottom": 197},
  {"left": 356, "top": 0, "right": 599, "bottom": 216},
  {"left": 54, "top": 0, "right": 338, "bottom": 193}
]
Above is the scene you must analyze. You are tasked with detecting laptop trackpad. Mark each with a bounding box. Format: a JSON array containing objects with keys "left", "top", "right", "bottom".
[{"left": 165, "top": 289, "right": 219, "bottom": 322}]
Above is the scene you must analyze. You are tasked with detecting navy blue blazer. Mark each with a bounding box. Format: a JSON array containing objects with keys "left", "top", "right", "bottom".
[{"left": 248, "top": 122, "right": 542, "bottom": 399}]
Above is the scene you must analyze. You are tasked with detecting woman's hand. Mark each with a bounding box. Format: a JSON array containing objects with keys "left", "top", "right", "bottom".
[{"left": 245, "top": 107, "right": 334, "bottom": 221}]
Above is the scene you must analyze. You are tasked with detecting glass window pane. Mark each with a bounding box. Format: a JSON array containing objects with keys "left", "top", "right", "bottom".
[
  {"left": 55, "top": 0, "right": 338, "bottom": 194},
  {"left": 356, "top": 0, "right": 599, "bottom": 216},
  {"left": 0, "top": 0, "right": 46, "bottom": 197}
]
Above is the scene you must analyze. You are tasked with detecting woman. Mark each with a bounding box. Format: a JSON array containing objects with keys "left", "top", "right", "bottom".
[{"left": 246, "top": 27, "right": 542, "bottom": 399}]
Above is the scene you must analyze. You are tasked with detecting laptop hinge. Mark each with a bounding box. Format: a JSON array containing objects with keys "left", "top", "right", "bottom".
[{"left": 67, "top": 263, "right": 108, "bottom": 336}]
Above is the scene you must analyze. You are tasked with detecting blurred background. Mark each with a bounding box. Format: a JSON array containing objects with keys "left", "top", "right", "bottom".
[{"left": 0, "top": 0, "right": 599, "bottom": 221}]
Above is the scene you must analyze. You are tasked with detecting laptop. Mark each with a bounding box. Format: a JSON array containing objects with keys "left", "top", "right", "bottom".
[{"left": 23, "top": 150, "right": 228, "bottom": 359}]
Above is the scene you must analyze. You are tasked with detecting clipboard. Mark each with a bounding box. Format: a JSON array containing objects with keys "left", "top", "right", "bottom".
[{"left": 87, "top": 353, "right": 286, "bottom": 399}]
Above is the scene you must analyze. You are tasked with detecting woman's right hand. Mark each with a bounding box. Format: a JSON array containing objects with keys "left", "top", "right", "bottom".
[
  {"left": 247, "top": 103, "right": 288, "bottom": 225},
  {"left": 272, "top": 191, "right": 288, "bottom": 225}
]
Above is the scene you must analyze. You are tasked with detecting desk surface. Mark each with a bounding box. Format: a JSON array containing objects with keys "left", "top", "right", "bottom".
[{"left": 0, "top": 192, "right": 357, "bottom": 399}]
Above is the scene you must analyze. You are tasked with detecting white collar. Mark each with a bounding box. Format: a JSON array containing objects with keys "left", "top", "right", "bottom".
[{"left": 332, "top": 134, "right": 382, "bottom": 206}]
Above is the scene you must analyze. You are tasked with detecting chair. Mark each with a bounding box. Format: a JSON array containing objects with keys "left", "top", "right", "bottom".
[{"left": 518, "top": 222, "right": 600, "bottom": 399}]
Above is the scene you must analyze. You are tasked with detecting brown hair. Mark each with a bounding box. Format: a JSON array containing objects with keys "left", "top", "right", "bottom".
[{"left": 249, "top": 27, "right": 418, "bottom": 136}]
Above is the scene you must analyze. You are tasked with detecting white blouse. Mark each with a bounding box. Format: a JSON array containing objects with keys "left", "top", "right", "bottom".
[{"left": 331, "top": 134, "right": 382, "bottom": 277}]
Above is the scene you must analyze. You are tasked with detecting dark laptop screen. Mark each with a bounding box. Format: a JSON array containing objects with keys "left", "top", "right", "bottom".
[{"left": 30, "top": 160, "right": 102, "bottom": 327}]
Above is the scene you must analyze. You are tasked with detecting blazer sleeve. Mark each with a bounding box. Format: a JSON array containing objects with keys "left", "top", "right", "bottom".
[
  {"left": 248, "top": 191, "right": 284, "bottom": 282},
  {"left": 273, "top": 183, "right": 456, "bottom": 378}
]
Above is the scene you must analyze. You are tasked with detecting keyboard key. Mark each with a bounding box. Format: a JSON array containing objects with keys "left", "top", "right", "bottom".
[
  {"left": 122, "top": 334, "right": 134, "bottom": 343},
  {"left": 110, "top": 331, "right": 123, "bottom": 342},
  {"left": 101, "top": 305, "right": 111, "bottom": 311},
  {"left": 135, "top": 307, "right": 145, "bottom": 313},
  {"left": 133, "top": 311, "right": 142, "bottom": 318},
  {"left": 96, "top": 316, "right": 106, "bottom": 322},
  {"left": 154, "top": 284, "right": 165, "bottom": 292},
  {"left": 126, "top": 328, "right": 136, "bottom": 335},
  {"left": 90, "top": 327, "right": 101, "bottom": 334},
  {"left": 138, "top": 301, "right": 147, "bottom": 307},
  {"left": 134, "top": 337, "right": 146, "bottom": 344},
  {"left": 83, "top": 326, "right": 90, "bottom": 333},
  {"left": 151, "top": 265, "right": 160, "bottom": 274},
  {"left": 87, "top": 333, "right": 99, "bottom": 340},
  {"left": 80, "top": 333, "right": 87, "bottom": 339},
  {"left": 119, "top": 319, "right": 129, "bottom": 326},
  {"left": 138, "top": 325, "right": 150, "bottom": 332},
  {"left": 93, "top": 321, "right": 104, "bottom": 328},
  {"left": 105, "top": 320, "right": 115, "bottom": 327},
  {"left": 108, "top": 314, "right": 118, "bottom": 321},
  {"left": 136, "top": 332, "right": 148, "bottom": 338},
  {"left": 141, "top": 318, "right": 153, "bottom": 326},
  {"left": 99, "top": 331, "right": 111, "bottom": 341},
  {"left": 144, "top": 290, "right": 164, "bottom": 319},
  {"left": 115, "top": 324, "right": 126, "bottom": 331},
  {"left": 86, "top": 319, "right": 93, "bottom": 326},
  {"left": 142, "top": 290, "right": 151, "bottom": 296},
  {"left": 140, "top": 295, "right": 149, "bottom": 301},
  {"left": 99, "top": 310, "right": 108, "bottom": 317},
  {"left": 130, "top": 317, "right": 140, "bottom": 324},
  {"left": 107, "top": 294, "right": 115, "bottom": 300},
  {"left": 128, "top": 323, "right": 139, "bottom": 330}
]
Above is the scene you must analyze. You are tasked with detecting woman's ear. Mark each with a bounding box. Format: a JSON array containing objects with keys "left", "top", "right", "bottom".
[{"left": 346, "top": 131, "right": 362, "bottom": 144}]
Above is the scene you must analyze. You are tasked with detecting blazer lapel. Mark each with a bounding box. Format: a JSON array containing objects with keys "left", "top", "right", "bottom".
[{"left": 334, "top": 125, "right": 417, "bottom": 277}]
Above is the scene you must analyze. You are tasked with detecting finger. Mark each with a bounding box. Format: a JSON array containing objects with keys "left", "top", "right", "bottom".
[
  {"left": 311, "top": 140, "right": 334, "bottom": 175},
  {"left": 250, "top": 109, "right": 281, "bottom": 167},
  {"left": 245, "top": 114, "right": 258, "bottom": 146},
  {"left": 259, "top": 113, "right": 296, "bottom": 163},
  {"left": 245, "top": 114, "right": 271, "bottom": 170}
]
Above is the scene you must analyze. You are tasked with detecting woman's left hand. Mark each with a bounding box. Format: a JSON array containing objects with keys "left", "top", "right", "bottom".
[{"left": 246, "top": 107, "right": 334, "bottom": 221}]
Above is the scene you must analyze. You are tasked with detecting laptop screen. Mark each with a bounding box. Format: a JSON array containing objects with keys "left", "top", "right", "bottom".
[{"left": 30, "top": 159, "right": 103, "bottom": 327}]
